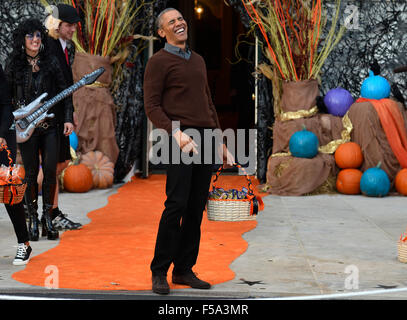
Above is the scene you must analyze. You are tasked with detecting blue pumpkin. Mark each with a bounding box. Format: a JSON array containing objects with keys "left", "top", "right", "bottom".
[
  {"left": 360, "top": 162, "right": 390, "bottom": 197},
  {"left": 360, "top": 70, "right": 391, "bottom": 100},
  {"left": 289, "top": 126, "right": 319, "bottom": 158}
]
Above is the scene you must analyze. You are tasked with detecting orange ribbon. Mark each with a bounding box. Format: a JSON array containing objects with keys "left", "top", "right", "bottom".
[
  {"left": 0, "top": 143, "right": 20, "bottom": 205},
  {"left": 357, "top": 98, "right": 407, "bottom": 168}
]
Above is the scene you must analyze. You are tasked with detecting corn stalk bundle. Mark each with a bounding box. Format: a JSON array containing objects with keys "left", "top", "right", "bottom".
[{"left": 242, "top": 0, "right": 346, "bottom": 82}]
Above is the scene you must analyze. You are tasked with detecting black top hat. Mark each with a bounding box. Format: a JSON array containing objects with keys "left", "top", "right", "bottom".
[{"left": 54, "top": 4, "right": 80, "bottom": 24}]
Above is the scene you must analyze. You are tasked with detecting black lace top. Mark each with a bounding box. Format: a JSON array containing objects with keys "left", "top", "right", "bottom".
[{"left": 4, "top": 54, "right": 74, "bottom": 125}]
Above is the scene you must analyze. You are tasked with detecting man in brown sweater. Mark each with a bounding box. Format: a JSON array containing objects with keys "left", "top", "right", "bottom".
[{"left": 144, "top": 8, "right": 234, "bottom": 295}]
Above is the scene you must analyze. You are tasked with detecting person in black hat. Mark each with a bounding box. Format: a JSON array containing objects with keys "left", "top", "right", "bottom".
[
  {"left": 44, "top": 4, "right": 82, "bottom": 231},
  {"left": 54, "top": 4, "right": 82, "bottom": 24}
]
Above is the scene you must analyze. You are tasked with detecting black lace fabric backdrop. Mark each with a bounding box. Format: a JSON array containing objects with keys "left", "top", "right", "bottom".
[
  {"left": 0, "top": 1, "right": 46, "bottom": 63},
  {"left": 227, "top": 0, "right": 407, "bottom": 182},
  {"left": 0, "top": 0, "right": 167, "bottom": 182},
  {"left": 1, "top": 0, "right": 406, "bottom": 182}
]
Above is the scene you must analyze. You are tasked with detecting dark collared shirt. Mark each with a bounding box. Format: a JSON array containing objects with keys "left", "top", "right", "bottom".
[{"left": 164, "top": 42, "right": 191, "bottom": 60}]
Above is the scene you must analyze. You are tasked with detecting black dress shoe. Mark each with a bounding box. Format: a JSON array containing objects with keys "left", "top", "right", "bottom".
[
  {"left": 152, "top": 275, "right": 170, "bottom": 295},
  {"left": 172, "top": 271, "right": 211, "bottom": 289}
]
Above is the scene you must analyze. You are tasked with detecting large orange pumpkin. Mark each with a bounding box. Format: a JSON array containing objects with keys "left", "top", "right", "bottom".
[
  {"left": 80, "top": 151, "right": 114, "bottom": 189},
  {"left": 63, "top": 163, "right": 93, "bottom": 193},
  {"left": 336, "top": 168, "right": 363, "bottom": 195},
  {"left": 395, "top": 169, "right": 407, "bottom": 196},
  {"left": 335, "top": 142, "right": 363, "bottom": 169}
]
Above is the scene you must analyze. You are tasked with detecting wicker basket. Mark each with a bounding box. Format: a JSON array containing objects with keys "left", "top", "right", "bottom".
[
  {"left": 207, "top": 199, "right": 255, "bottom": 221},
  {"left": 206, "top": 164, "right": 260, "bottom": 222},
  {"left": 0, "top": 144, "right": 26, "bottom": 205},
  {"left": 398, "top": 241, "right": 407, "bottom": 263},
  {"left": 0, "top": 183, "right": 26, "bottom": 205}
]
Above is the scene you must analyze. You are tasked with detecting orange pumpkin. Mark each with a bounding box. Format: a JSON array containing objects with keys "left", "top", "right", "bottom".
[
  {"left": 335, "top": 142, "right": 363, "bottom": 169},
  {"left": 395, "top": 169, "right": 407, "bottom": 196},
  {"left": 80, "top": 151, "right": 114, "bottom": 189},
  {"left": 63, "top": 163, "right": 93, "bottom": 193},
  {"left": 336, "top": 168, "right": 363, "bottom": 195}
]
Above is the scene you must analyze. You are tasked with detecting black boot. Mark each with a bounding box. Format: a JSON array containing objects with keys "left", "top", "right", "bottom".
[
  {"left": 28, "top": 212, "right": 40, "bottom": 241},
  {"left": 42, "top": 205, "right": 59, "bottom": 240},
  {"left": 41, "top": 183, "right": 59, "bottom": 240},
  {"left": 24, "top": 183, "right": 40, "bottom": 241}
]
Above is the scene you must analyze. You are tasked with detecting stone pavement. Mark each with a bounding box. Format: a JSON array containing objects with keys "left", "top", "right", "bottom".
[{"left": 0, "top": 181, "right": 407, "bottom": 300}]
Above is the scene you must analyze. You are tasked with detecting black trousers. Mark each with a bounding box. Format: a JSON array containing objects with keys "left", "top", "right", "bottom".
[
  {"left": 18, "top": 126, "right": 59, "bottom": 212},
  {"left": 0, "top": 130, "right": 29, "bottom": 244},
  {"left": 150, "top": 128, "right": 215, "bottom": 276}
]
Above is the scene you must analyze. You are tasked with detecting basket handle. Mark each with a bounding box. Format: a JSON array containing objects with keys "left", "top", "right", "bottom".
[
  {"left": 211, "top": 163, "right": 264, "bottom": 216},
  {"left": 212, "top": 163, "right": 254, "bottom": 196},
  {"left": 0, "top": 143, "right": 15, "bottom": 184}
]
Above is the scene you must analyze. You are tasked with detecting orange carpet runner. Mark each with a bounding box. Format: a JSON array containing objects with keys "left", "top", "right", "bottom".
[{"left": 12, "top": 174, "right": 260, "bottom": 290}]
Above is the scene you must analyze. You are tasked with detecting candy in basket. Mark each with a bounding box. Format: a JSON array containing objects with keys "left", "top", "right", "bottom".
[
  {"left": 206, "top": 164, "right": 264, "bottom": 221},
  {"left": 208, "top": 187, "right": 249, "bottom": 200}
]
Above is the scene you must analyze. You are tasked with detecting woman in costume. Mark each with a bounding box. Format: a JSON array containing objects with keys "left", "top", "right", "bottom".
[
  {"left": 5, "top": 18, "right": 74, "bottom": 241},
  {"left": 0, "top": 64, "right": 32, "bottom": 265}
]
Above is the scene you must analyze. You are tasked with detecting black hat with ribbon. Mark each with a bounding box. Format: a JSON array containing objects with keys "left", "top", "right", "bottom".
[{"left": 54, "top": 4, "right": 80, "bottom": 24}]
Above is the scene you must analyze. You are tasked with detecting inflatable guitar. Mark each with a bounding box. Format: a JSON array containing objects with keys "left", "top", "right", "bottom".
[{"left": 13, "top": 67, "right": 105, "bottom": 143}]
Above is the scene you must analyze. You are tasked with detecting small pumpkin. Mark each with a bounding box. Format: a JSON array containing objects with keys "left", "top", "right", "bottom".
[
  {"left": 289, "top": 125, "right": 319, "bottom": 159},
  {"left": 395, "top": 168, "right": 407, "bottom": 196},
  {"left": 63, "top": 162, "right": 93, "bottom": 193},
  {"left": 80, "top": 150, "right": 114, "bottom": 189},
  {"left": 334, "top": 142, "right": 363, "bottom": 169},
  {"left": 360, "top": 70, "right": 391, "bottom": 100},
  {"left": 360, "top": 162, "right": 390, "bottom": 197},
  {"left": 336, "top": 169, "right": 363, "bottom": 195},
  {"left": 323, "top": 87, "right": 354, "bottom": 117}
]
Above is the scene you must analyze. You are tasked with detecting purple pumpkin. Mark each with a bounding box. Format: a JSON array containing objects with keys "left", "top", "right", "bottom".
[{"left": 323, "top": 87, "right": 354, "bottom": 117}]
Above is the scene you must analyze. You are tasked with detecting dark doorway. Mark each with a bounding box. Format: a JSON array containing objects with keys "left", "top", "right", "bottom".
[
  {"left": 164, "top": 0, "right": 255, "bottom": 132},
  {"left": 148, "top": 0, "right": 255, "bottom": 172}
]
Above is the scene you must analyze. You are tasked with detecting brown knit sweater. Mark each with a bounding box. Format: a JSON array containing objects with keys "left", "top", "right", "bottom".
[{"left": 143, "top": 49, "right": 221, "bottom": 133}]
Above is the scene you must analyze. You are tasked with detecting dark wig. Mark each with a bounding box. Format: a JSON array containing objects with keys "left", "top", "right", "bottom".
[{"left": 6, "top": 18, "right": 50, "bottom": 78}]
